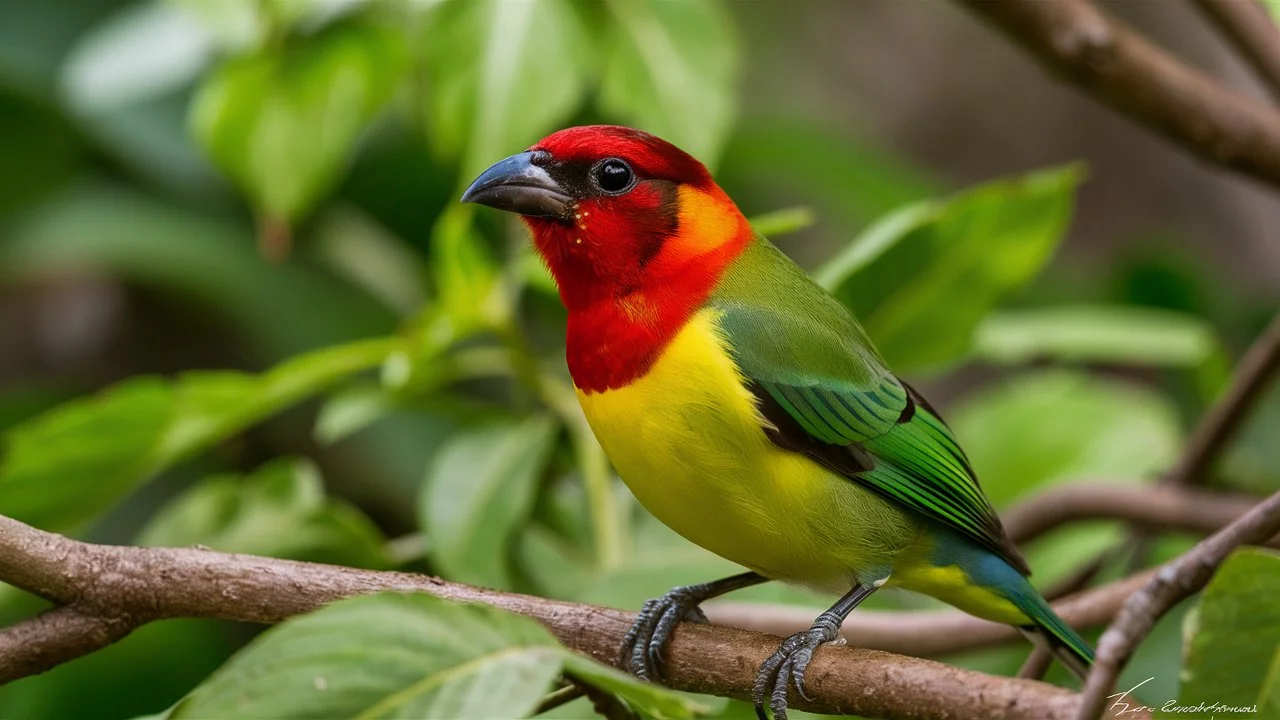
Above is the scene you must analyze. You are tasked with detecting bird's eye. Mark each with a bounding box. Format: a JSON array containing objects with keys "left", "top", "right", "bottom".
[{"left": 592, "top": 158, "right": 636, "bottom": 195}]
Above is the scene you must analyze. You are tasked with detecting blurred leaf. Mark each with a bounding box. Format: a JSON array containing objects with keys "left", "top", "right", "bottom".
[
  {"left": 0, "top": 187, "right": 396, "bottom": 355},
  {"left": 421, "top": 415, "right": 559, "bottom": 588},
  {"left": 167, "top": 0, "right": 264, "bottom": 51},
  {"left": 315, "top": 384, "right": 400, "bottom": 444},
  {"left": 952, "top": 369, "right": 1181, "bottom": 585},
  {"left": 747, "top": 206, "right": 815, "bottom": 238},
  {"left": 137, "top": 458, "right": 390, "bottom": 568},
  {"left": 1168, "top": 548, "right": 1280, "bottom": 717},
  {"left": 61, "top": 2, "right": 213, "bottom": 113},
  {"left": 420, "top": 0, "right": 590, "bottom": 179},
  {"left": 0, "top": 337, "right": 396, "bottom": 532},
  {"left": 0, "top": 92, "right": 81, "bottom": 217},
  {"left": 1220, "top": 381, "right": 1280, "bottom": 493},
  {"left": 430, "top": 205, "right": 509, "bottom": 336},
  {"left": 817, "top": 165, "right": 1082, "bottom": 372},
  {"left": 973, "top": 305, "right": 1223, "bottom": 368},
  {"left": 170, "top": 593, "right": 562, "bottom": 719},
  {"left": 599, "top": 0, "right": 737, "bottom": 164},
  {"left": 190, "top": 21, "right": 405, "bottom": 224},
  {"left": 314, "top": 205, "right": 428, "bottom": 316},
  {"left": 560, "top": 652, "right": 718, "bottom": 718}
]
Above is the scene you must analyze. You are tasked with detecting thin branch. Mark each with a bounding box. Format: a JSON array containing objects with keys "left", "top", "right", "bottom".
[
  {"left": 0, "top": 607, "right": 138, "bottom": 682},
  {"left": 1000, "top": 483, "right": 1267, "bottom": 544},
  {"left": 1018, "top": 647, "right": 1055, "bottom": 681},
  {"left": 1075, "top": 486, "right": 1280, "bottom": 720},
  {"left": 954, "top": 0, "right": 1280, "bottom": 189},
  {"left": 1193, "top": 0, "right": 1280, "bottom": 101},
  {"left": 706, "top": 569, "right": 1156, "bottom": 658},
  {"left": 1163, "top": 312, "right": 1280, "bottom": 488},
  {"left": 0, "top": 515, "right": 1120, "bottom": 720}
]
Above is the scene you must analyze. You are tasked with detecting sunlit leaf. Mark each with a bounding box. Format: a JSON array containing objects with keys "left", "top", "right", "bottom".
[
  {"left": 169, "top": 593, "right": 563, "bottom": 719},
  {"left": 420, "top": 0, "right": 590, "bottom": 179},
  {"left": 0, "top": 338, "right": 396, "bottom": 532},
  {"left": 137, "top": 458, "right": 390, "bottom": 568},
  {"left": 421, "top": 415, "right": 559, "bottom": 588},
  {"left": 747, "top": 207, "right": 815, "bottom": 238},
  {"left": 429, "top": 205, "right": 509, "bottom": 337},
  {"left": 817, "top": 165, "right": 1083, "bottom": 372},
  {"left": 599, "top": 0, "right": 738, "bottom": 164},
  {"left": 190, "top": 22, "right": 405, "bottom": 225},
  {"left": 1168, "top": 548, "right": 1280, "bottom": 718}
]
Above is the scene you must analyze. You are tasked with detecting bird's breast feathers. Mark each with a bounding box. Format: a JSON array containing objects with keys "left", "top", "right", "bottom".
[{"left": 575, "top": 308, "right": 917, "bottom": 590}]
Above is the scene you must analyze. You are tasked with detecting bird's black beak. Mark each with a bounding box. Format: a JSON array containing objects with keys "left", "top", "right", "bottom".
[{"left": 461, "top": 150, "right": 574, "bottom": 220}]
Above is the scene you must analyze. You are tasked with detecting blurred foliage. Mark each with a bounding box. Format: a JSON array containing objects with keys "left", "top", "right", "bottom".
[{"left": 0, "top": 0, "right": 1276, "bottom": 718}]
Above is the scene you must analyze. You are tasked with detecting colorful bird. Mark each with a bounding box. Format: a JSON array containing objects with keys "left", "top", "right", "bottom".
[{"left": 463, "top": 125, "right": 1093, "bottom": 719}]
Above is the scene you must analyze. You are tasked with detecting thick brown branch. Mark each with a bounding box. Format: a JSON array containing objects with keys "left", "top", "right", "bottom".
[
  {"left": 0, "top": 515, "right": 1123, "bottom": 720},
  {"left": 0, "top": 607, "right": 138, "bottom": 682},
  {"left": 955, "top": 0, "right": 1280, "bottom": 189},
  {"left": 1075, "top": 486, "right": 1280, "bottom": 720},
  {"left": 1193, "top": 0, "right": 1280, "bottom": 101}
]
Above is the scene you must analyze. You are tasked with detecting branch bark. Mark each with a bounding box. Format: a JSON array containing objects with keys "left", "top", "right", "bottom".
[
  {"left": 954, "top": 0, "right": 1280, "bottom": 189},
  {"left": 1075, "top": 486, "right": 1280, "bottom": 720},
  {"left": 1192, "top": 0, "right": 1280, "bottom": 101},
  {"left": 0, "top": 515, "right": 1132, "bottom": 720}
]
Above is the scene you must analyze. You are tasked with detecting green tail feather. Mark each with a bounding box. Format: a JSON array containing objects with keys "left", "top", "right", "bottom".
[{"left": 1010, "top": 589, "right": 1095, "bottom": 680}]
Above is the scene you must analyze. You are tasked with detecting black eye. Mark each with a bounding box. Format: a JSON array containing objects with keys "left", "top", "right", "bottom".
[{"left": 592, "top": 158, "right": 635, "bottom": 194}]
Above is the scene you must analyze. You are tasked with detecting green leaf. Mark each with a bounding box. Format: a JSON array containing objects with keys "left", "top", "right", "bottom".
[
  {"left": 816, "top": 165, "right": 1083, "bottom": 372},
  {"left": 170, "top": 593, "right": 563, "bottom": 719},
  {"left": 314, "top": 384, "right": 400, "bottom": 444},
  {"left": 421, "top": 415, "right": 559, "bottom": 588},
  {"left": 0, "top": 337, "right": 396, "bottom": 532},
  {"left": 599, "top": 0, "right": 738, "bottom": 164},
  {"left": 1167, "top": 548, "right": 1280, "bottom": 718},
  {"left": 561, "top": 652, "right": 716, "bottom": 719},
  {"left": 137, "top": 458, "right": 390, "bottom": 568},
  {"left": 420, "top": 0, "right": 590, "bottom": 179},
  {"left": 951, "top": 369, "right": 1181, "bottom": 585},
  {"left": 747, "top": 207, "right": 815, "bottom": 238},
  {"left": 190, "top": 22, "right": 405, "bottom": 223},
  {"left": 429, "top": 205, "right": 509, "bottom": 337},
  {"left": 973, "top": 305, "right": 1223, "bottom": 368}
]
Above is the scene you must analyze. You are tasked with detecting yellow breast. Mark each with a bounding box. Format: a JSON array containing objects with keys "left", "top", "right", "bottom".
[{"left": 575, "top": 309, "right": 915, "bottom": 591}]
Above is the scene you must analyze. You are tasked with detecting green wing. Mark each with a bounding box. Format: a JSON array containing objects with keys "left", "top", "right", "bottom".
[{"left": 710, "top": 237, "right": 1028, "bottom": 574}]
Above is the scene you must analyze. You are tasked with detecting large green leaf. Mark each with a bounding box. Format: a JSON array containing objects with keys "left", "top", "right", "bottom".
[
  {"left": 0, "top": 338, "right": 396, "bottom": 532},
  {"left": 973, "top": 305, "right": 1223, "bottom": 368},
  {"left": 599, "top": 0, "right": 738, "bottom": 164},
  {"left": 951, "top": 369, "right": 1181, "bottom": 585},
  {"left": 170, "top": 593, "right": 562, "bottom": 719},
  {"left": 137, "top": 458, "right": 390, "bottom": 568},
  {"left": 816, "top": 165, "right": 1082, "bottom": 372},
  {"left": 421, "top": 415, "right": 559, "bottom": 588},
  {"left": 1166, "top": 548, "right": 1280, "bottom": 718},
  {"left": 419, "top": 0, "right": 590, "bottom": 179},
  {"left": 190, "top": 21, "right": 405, "bottom": 224}
]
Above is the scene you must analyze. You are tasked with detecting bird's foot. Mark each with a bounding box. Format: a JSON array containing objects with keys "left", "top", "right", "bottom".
[
  {"left": 751, "top": 618, "right": 845, "bottom": 720},
  {"left": 619, "top": 586, "right": 710, "bottom": 681}
]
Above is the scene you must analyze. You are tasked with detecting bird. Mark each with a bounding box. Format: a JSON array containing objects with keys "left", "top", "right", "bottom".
[{"left": 462, "top": 125, "right": 1094, "bottom": 719}]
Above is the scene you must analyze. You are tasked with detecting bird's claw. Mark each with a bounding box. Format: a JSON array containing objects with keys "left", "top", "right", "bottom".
[
  {"left": 752, "top": 624, "right": 840, "bottom": 720},
  {"left": 619, "top": 586, "right": 708, "bottom": 681}
]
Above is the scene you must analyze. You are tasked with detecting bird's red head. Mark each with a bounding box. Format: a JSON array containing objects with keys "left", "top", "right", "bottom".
[{"left": 462, "top": 125, "right": 753, "bottom": 391}]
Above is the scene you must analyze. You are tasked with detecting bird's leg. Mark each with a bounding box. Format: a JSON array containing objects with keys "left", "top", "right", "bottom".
[
  {"left": 621, "top": 571, "right": 766, "bottom": 681},
  {"left": 752, "top": 581, "right": 881, "bottom": 720}
]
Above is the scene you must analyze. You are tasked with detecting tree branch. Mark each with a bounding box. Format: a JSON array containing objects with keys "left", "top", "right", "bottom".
[
  {"left": 1075, "top": 486, "right": 1280, "bottom": 720},
  {"left": 707, "top": 569, "right": 1156, "bottom": 659},
  {"left": 1192, "top": 0, "right": 1280, "bottom": 101},
  {"left": 954, "top": 0, "right": 1280, "bottom": 189},
  {"left": 1164, "top": 311, "right": 1280, "bottom": 488},
  {"left": 0, "top": 515, "right": 1133, "bottom": 720}
]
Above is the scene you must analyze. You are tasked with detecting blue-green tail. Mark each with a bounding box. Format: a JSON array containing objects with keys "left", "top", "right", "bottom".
[{"left": 1010, "top": 590, "right": 1095, "bottom": 681}]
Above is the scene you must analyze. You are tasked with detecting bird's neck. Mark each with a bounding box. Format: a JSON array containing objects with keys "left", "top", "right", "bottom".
[{"left": 563, "top": 189, "right": 752, "bottom": 393}]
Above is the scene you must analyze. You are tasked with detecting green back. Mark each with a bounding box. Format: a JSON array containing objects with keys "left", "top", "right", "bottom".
[{"left": 709, "top": 236, "right": 1027, "bottom": 574}]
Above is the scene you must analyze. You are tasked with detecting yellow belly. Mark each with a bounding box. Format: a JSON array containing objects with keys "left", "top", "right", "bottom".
[{"left": 575, "top": 309, "right": 918, "bottom": 592}]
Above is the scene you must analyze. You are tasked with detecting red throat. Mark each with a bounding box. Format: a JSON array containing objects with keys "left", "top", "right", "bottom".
[{"left": 526, "top": 184, "right": 752, "bottom": 393}]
